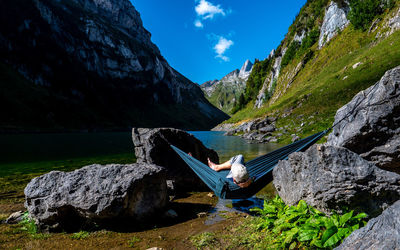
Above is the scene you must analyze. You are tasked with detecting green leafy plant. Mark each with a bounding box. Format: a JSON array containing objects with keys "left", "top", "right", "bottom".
[
  {"left": 128, "top": 236, "right": 141, "bottom": 248},
  {"left": 18, "top": 211, "right": 50, "bottom": 239},
  {"left": 19, "top": 211, "right": 37, "bottom": 235},
  {"left": 251, "top": 196, "right": 368, "bottom": 249},
  {"left": 71, "top": 231, "right": 90, "bottom": 240}
]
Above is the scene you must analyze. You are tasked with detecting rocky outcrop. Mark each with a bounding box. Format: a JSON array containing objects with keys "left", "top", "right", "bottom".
[
  {"left": 224, "top": 117, "right": 278, "bottom": 143},
  {"left": 132, "top": 128, "right": 219, "bottom": 192},
  {"left": 200, "top": 60, "right": 252, "bottom": 114},
  {"left": 273, "top": 144, "right": 400, "bottom": 217},
  {"left": 201, "top": 80, "right": 220, "bottom": 97},
  {"left": 319, "top": 1, "right": 350, "bottom": 48},
  {"left": 0, "top": 0, "right": 228, "bottom": 131},
  {"left": 239, "top": 59, "right": 253, "bottom": 79},
  {"left": 377, "top": 6, "right": 400, "bottom": 39},
  {"left": 255, "top": 52, "right": 283, "bottom": 108},
  {"left": 5, "top": 211, "right": 25, "bottom": 224},
  {"left": 336, "top": 200, "right": 400, "bottom": 250},
  {"left": 327, "top": 66, "right": 400, "bottom": 172},
  {"left": 25, "top": 163, "right": 167, "bottom": 232},
  {"left": 211, "top": 123, "right": 235, "bottom": 131}
]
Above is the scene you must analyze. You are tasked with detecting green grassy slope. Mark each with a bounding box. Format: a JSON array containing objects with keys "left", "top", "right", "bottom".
[
  {"left": 205, "top": 83, "right": 245, "bottom": 115},
  {"left": 226, "top": 2, "right": 400, "bottom": 143}
]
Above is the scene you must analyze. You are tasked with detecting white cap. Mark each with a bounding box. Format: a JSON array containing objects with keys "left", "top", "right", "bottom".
[{"left": 231, "top": 163, "right": 249, "bottom": 183}]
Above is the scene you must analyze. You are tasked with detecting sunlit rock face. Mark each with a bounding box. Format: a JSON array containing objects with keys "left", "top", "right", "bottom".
[
  {"left": 327, "top": 66, "right": 400, "bottom": 173},
  {"left": 318, "top": 1, "right": 350, "bottom": 48},
  {"left": 0, "top": 0, "right": 228, "bottom": 130}
]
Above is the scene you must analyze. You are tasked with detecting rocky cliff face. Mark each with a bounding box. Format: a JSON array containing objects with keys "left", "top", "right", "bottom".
[
  {"left": 318, "top": 1, "right": 350, "bottom": 48},
  {"left": 254, "top": 51, "right": 284, "bottom": 108},
  {"left": 0, "top": 0, "right": 228, "bottom": 131},
  {"left": 200, "top": 60, "right": 253, "bottom": 114}
]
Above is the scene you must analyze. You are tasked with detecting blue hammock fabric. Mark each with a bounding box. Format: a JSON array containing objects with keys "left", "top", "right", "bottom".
[{"left": 170, "top": 130, "right": 329, "bottom": 199}]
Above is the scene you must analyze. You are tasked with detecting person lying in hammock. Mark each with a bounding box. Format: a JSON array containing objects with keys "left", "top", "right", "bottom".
[{"left": 207, "top": 155, "right": 252, "bottom": 188}]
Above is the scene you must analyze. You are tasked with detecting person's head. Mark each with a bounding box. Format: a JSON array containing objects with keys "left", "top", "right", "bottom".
[{"left": 231, "top": 163, "right": 249, "bottom": 184}]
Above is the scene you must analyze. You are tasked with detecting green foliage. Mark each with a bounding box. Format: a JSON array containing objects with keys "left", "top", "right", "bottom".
[
  {"left": 348, "top": 0, "right": 394, "bottom": 30},
  {"left": 128, "top": 236, "right": 141, "bottom": 248},
  {"left": 232, "top": 59, "right": 273, "bottom": 112},
  {"left": 71, "top": 231, "right": 90, "bottom": 240},
  {"left": 231, "top": 93, "right": 246, "bottom": 114},
  {"left": 18, "top": 211, "right": 50, "bottom": 239},
  {"left": 190, "top": 232, "right": 217, "bottom": 248},
  {"left": 245, "top": 59, "right": 273, "bottom": 101},
  {"left": 19, "top": 212, "right": 37, "bottom": 235},
  {"left": 298, "top": 29, "right": 320, "bottom": 56},
  {"left": 251, "top": 196, "right": 368, "bottom": 249},
  {"left": 281, "top": 41, "right": 301, "bottom": 68}
]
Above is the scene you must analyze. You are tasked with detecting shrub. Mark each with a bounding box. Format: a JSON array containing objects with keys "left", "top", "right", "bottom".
[
  {"left": 348, "top": 0, "right": 391, "bottom": 30},
  {"left": 251, "top": 196, "right": 368, "bottom": 249},
  {"left": 281, "top": 41, "right": 301, "bottom": 68}
]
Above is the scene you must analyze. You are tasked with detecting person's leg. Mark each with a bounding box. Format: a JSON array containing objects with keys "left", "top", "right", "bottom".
[
  {"left": 207, "top": 158, "right": 232, "bottom": 171},
  {"left": 208, "top": 154, "right": 244, "bottom": 171}
]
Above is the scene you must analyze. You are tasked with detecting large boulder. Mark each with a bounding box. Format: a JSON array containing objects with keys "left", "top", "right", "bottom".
[
  {"left": 336, "top": 200, "right": 400, "bottom": 250},
  {"left": 273, "top": 144, "right": 400, "bottom": 216},
  {"left": 327, "top": 66, "right": 400, "bottom": 173},
  {"left": 25, "top": 163, "right": 167, "bottom": 232},
  {"left": 132, "top": 128, "right": 219, "bottom": 192}
]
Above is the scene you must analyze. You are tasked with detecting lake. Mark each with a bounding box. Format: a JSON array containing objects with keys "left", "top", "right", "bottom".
[{"left": 0, "top": 131, "right": 281, "bottom": 181}]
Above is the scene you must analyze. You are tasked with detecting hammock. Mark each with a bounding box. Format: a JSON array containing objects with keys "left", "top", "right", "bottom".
[{"left": 171, "top": 130, "right": 329, "bottom": 199}]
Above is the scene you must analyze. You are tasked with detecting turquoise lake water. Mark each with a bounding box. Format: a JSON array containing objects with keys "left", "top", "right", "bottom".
[
  {"left": 0, "top": 131, "right": 281, "bottom": 164},
  {"left": 0, "top": 131, "right": 281, "bottom": 185}
]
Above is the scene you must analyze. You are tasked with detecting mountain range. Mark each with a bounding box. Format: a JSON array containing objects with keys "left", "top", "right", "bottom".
[
  {"left": 200, "top": 60, "right": 253, "bottom": 114},
  {"left": 218, "top": 0, "right": 400, "bottom": 142},
  {"left": 0, "top": 0, "right": 228, "bottom": 132}
]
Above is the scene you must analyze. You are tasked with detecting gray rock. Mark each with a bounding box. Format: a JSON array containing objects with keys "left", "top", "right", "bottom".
[
  {"left": 319, "top": 1, "right": 350, "bottom": 48},
  {"left": 336, "top": 200, "right": 400, "bottom": 250},
  {"left": 25, "top": 163, "right": 167, "bottom": 232},
  {"left": 273, "top": 144, "right": 400, "bottom": 216},
  {"left": 242, "top": 132, "right": 258, "bottom": 140},
  {"left": 291, "top": 134, "right": 301, "bottom": 142},
  {"left": 259, "top": 125, "right": 275, "bottom": 133},
  {"left": 132, "top": 128, "right": 219, "bottom": 192},
  {"left": 327, "top": 66, "right": 400, "bottom": 172},
  {"left": 5, "top": 211, "right": 24, "bottom": 224},
  {"left": 269, "top": 137, "right": 278, "bottom": 143}
]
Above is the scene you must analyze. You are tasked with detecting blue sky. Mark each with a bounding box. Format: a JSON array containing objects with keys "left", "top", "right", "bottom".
[{"left": 132, "top": 0, "right": 307, "bottom": 84}]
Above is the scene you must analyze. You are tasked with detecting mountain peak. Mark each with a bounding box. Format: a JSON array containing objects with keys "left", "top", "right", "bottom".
[{"left": 239, "top": 59, "right": 253, "bottom": 79}]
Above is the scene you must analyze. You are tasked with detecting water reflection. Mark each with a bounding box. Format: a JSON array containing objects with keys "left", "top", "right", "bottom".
[
  {"left": 189, "top": 131, "right": 281, "bottom": 162},
  {"left": 189, "top": 131, "right": 282, "bottom": 221}
]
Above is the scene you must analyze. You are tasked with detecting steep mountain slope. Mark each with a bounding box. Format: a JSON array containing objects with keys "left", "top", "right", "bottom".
[
  {"left": 222, "top": 0, "right": 400, "bottom": 142},
  {"left": 200, "top": 60, "right": 253, "bottom": 114},
  {"left": 0, "top": 0, "right": 228, "bottom": 132}
]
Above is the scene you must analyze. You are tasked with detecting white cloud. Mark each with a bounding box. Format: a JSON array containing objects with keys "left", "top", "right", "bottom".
[
  {"left": 194, "top": 19, "right": 203, "bottom": 28},
  {"left": 195, "top": 0, "right": 225, "bottom": 19},
  {"left": 213, "top": 36, "right": 233, "bottom": 62},
  {"left": 194, "top": 0, "right": 226, "bottom": 27}
]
